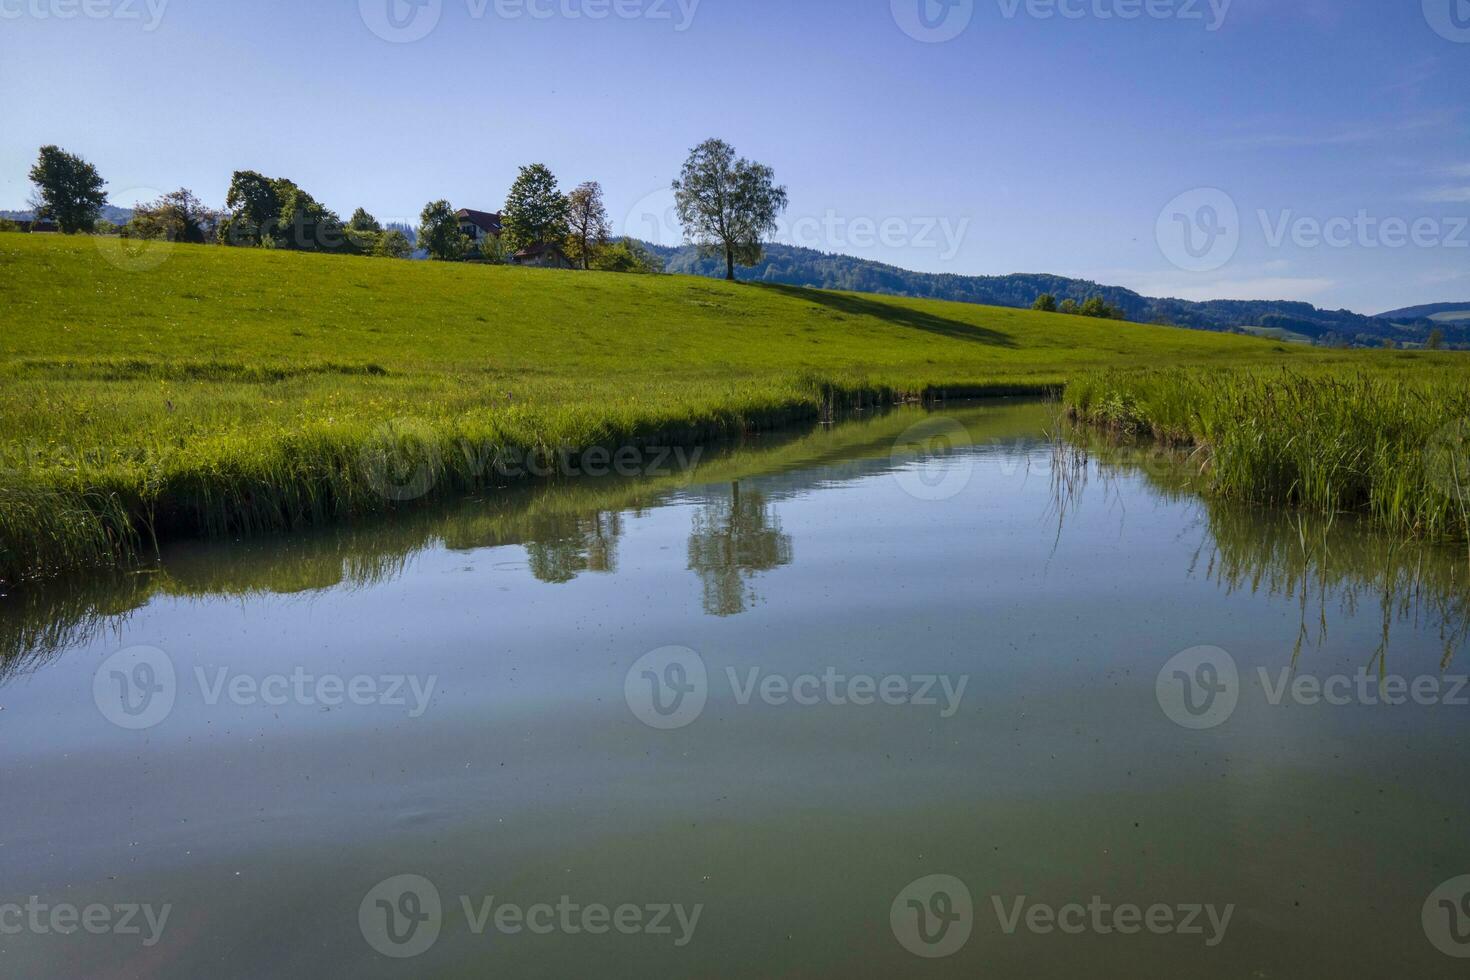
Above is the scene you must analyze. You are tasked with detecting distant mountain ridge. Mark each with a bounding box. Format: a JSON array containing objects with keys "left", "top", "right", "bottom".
[
  {"left": 641, "top": 241, "right": 1460, "bottom": 348},
  {"left": 1379, "top": 302, "right": 1470, "bottom": 325}
]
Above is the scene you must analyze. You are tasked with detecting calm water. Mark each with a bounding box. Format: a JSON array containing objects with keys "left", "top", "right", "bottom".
[{"left": 3, "top": 400, "right": 1470, "bottom": 978}]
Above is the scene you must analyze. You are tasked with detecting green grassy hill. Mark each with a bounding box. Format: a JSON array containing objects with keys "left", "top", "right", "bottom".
[{"left": 0, "top": 232, "right": 1415, "bottom": 580}]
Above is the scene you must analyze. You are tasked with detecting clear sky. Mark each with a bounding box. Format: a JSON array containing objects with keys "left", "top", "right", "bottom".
[{"left": 2, "top": 0, "right": 1466, "bottom": 314}]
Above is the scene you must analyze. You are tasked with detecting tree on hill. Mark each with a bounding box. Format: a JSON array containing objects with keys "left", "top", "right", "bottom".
[
  {"left": 1032, "top": 293, "right": 1057, "bottom": 312},
  {"left": 673, "top": 138, "right": 788, "bottom": 281},
  {"left": 565, "top": 181, "right": 610, "bottom": 270},
  {"left": 592, "top": 238, "right": 664, "bottom": 274},
  {"left": 220, "top": 171, "right": 283, "bottom": 246},
  {"left": 349, "top": 208, "right": 382, "bottom": 233},
  {"left": 1058, "top": 299, "right": 1079, "bottom": 315},
  {"left": 1428, "top": 328, "right": 1445, "bottom": 350},
  {"left": 503, "top": 164, "right": 570, "bottom": 253},
  {"left": 418, "top": 200, "right": 469, "bottom": 261},
  {"left": 129, "top": 189, "right": 219, "bottom": 244},
  {"left": 374, "top": 229, "right": 413, "bottom": 259},
  {"left": 28, "top": 145, "right": 107, "bottom": 233},
  {"left": 1079, "top": 295, "right": 1125, "bottom": 319}
]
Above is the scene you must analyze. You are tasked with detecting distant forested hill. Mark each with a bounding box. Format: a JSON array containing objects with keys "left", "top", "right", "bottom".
[
  {"left": 1379, "top": 302, "right": 1470, "bottom": 325},
  {"left": 642, "top": 241, "right": 1455, "bottom": 348}
]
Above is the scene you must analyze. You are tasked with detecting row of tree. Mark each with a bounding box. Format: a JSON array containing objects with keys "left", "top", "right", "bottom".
[
  {"left": 20, "top": 139, "right": 790, "bottom": 280},
  {"left": 1032, "top": 292, "right": 1126, "bottom": 319}
]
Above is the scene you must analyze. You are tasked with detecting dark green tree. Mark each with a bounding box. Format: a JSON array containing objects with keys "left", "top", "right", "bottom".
[
  {"left": 1032, "top": 293, "right": 1057, "bottom": 312},
  {"left": 27, "top": 145, "right": 107, "bottom": 233},
  {"left": 673, "top": 138, "right": 788, "bottom": 281},
  {"left": 373, "top": 229, "right": 413, "bottom": 259},
  {"left": 349, "top": 208, "right": 382, "bottom": 233},
  {"left": 503, "top": 164, "right": 570, "bottom": 252},
  {"left": 1428, "top": 328, "right": 1445, "bottom": 350},
  {"left": 417, "top": 200, "right": 469, "bottom": 261},
  {"left": 220, "top": 171, "right": 283, "bottom": 246}
]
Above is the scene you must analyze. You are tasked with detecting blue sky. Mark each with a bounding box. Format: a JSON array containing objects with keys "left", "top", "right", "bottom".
[{"left": 2, "top": 0, "right": 1467, "bottom": 313}]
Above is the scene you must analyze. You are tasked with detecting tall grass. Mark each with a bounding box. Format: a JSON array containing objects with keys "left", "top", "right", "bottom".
[{"left": 1065, "top": 367, "right": 1470, "bottom": 542}]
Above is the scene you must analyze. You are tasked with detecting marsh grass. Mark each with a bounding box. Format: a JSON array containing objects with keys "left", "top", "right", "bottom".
[{"left": 1065, "top": 367, "right": 1470, "bottom": 542}]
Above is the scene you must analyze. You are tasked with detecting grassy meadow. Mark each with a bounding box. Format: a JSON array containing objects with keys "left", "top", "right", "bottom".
[{"left": 0, "top": 231, "right": 1460, "bottom": 580}]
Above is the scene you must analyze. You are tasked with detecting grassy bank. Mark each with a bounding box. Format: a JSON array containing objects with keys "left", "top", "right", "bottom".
[
  {"left": 0, "top": 232, "right": 1386, "bottom": 581},
  {"left": 1064, "top": 367, "right": 1470, "bottom": 542}
]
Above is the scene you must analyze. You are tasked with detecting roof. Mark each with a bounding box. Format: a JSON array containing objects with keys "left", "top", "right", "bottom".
[{"left": 456, "top": 209, "right": 503, "bottom": 233}]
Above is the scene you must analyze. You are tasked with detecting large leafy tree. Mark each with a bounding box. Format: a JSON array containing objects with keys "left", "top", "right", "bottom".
[
  {"left": 565, "top": 181, "right": 610, "bottom": 270},
  {"left": 417, "top": 200, "right": 469, "bottom": 261},
  {"left": 219, "top": 171, "right": 283, "bottom": 246},
  {"left": 502, "top": 163, "right": 569, "bottom": 252},
  {"left": 27, "top": 145, "right": 107, "bottom": 234},
  {"left": 673, "top": 138, "right": 788, "bottom": 281}
]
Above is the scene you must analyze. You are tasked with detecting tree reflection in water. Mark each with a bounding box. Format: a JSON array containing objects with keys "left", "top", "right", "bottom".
[{"left": 686, "top": 481, "right": 794, "bottom": 617}]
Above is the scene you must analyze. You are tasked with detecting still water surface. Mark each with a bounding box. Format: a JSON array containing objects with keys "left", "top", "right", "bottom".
[{"left": 2, "top": 400, "right": 1469, "bottom": 977}]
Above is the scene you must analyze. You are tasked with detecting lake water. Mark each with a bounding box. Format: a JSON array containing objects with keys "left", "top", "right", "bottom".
[{"left": 3, "top": 400, "right": 1470, "bottom": 978}]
